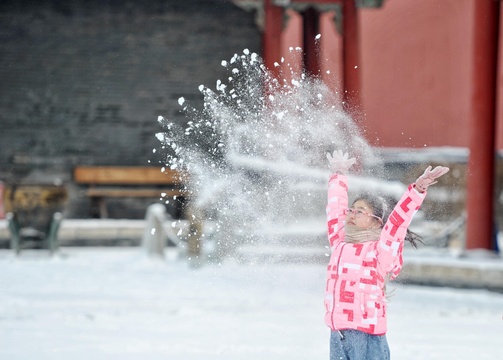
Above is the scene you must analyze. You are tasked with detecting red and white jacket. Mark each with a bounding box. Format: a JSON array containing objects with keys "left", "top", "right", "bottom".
[{"left": 324, "top": 174, "right": 425, "bottom": 335}]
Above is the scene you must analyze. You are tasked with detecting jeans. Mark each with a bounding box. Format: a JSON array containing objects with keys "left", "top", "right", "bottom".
[{"left": 330, "top": 329, "right": 390, "bottom": 360}]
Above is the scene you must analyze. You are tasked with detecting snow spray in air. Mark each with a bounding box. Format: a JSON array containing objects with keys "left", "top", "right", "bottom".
[{"left": 156, "top": 49, "right": 377, "bottom": 260}]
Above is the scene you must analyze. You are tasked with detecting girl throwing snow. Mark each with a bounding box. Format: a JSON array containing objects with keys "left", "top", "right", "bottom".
[{"left": 324, "top": 150, "right": 449, "bottom": 360}]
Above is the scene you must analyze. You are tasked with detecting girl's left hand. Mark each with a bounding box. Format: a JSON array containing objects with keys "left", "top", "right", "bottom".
[{"left": 415, "top": 165, "right": 450, "bottom": 192}]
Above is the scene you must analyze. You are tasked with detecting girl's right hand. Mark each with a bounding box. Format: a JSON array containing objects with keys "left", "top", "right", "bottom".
[{"left": 326, "top": 150, "right": 356, "bottom": 174}]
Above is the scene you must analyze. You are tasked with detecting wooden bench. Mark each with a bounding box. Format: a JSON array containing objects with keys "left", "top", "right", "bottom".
[{"left": 73, "top": 166, "right": 186, "bottom": 218}]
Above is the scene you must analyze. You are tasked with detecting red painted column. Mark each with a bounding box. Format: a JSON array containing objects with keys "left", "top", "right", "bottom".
[
  {"left": 465, "top": 0, "right": 499, "bottom": 250},
  {"left": 302, "top": 7, "right": 321, "bottom": 77},
  {"left": 263, "top": 0, "right": 284, "bottom": 79},
  {"left": 342, "top": 0, "right": 362, "bottom": 123}
]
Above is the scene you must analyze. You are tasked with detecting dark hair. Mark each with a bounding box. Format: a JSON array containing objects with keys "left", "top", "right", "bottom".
[{"left": 352, "top": 193, "right": 423, "bottom": 249}]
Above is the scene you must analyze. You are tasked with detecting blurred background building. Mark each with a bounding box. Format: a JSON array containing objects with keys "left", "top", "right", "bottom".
[
  {"left": 0, "top": 0, "right": 501, "bottom": 250},
  {"left": 0, "top": 0, "right": 261, "bottom": 218}
]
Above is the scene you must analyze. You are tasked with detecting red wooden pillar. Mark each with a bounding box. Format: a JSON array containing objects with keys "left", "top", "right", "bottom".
[
  {"left": 263, "top": 0, "right": 284, "bottom": 79},
  {"left": 342, "top": 0, "right": 362, "bottom": 122},
  {"left": 302, "top": 7, "right": 321, "bottom": 76},
  {"left": 465, "top": 0, "right": 499, "bottom": 250}
]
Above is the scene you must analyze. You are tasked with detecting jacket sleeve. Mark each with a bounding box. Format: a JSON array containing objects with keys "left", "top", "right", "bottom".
[
  {"left": 376, "top": 184, "right": 426, "bottom": 276},
  {"left": 326, "top": 174, "right": 349, "bottom": 249}
]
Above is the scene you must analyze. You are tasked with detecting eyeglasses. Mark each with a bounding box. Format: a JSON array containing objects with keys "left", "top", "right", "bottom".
[{"left": 344, "top": 208, "right": 382, "bottom": 222}]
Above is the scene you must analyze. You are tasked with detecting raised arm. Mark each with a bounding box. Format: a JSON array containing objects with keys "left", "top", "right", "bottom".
[
  {"left": 326, "top": 174, "right": 349, "bottom": 248},
  {"left": 377, "top": 184, "right": 425, "bottom": 275},
  {"left": 377, "top": 165, "right": 450, "bottom": 275},
  {"left": 326, "top": 150, "right": 356, "bottom": 249}
]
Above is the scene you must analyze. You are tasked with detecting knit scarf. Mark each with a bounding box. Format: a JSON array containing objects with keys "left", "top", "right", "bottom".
[{"left": 345, "top": 225, "right": 382, "bottom": 244}]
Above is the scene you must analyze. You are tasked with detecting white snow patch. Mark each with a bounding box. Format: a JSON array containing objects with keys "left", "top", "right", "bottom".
[{"left": 0, "top": 248, "right": 502, "bottom": 360}]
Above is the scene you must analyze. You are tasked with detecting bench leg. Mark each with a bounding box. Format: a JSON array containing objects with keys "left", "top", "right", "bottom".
[
  {"left": 90, "top": 197, "right": 108, "bottom": 218},
  {"left": 99, "top": 198, "right": 108, "bottom": 218}
]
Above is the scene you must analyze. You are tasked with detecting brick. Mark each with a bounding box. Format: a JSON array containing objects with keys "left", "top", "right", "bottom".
[{"left": 0, "top": 0, "right": 260, "bottom": 218}]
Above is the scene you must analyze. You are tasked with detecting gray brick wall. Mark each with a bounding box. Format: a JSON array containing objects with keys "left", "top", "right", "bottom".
[{"left": 0, "top": 0, "right": 260, "bottom": 218}]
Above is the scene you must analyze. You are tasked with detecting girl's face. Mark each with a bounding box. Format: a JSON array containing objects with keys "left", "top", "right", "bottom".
[{"left": 346, "top": 200, "right": 382, "bottom": 229}]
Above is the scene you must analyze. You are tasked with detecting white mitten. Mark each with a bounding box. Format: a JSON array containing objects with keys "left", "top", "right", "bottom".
[
  {"left": 326, "top": 150, "right": 356, "bottom": 174},
  {"left": 415, "top": 165, "right": 450, "bottom": 192}
]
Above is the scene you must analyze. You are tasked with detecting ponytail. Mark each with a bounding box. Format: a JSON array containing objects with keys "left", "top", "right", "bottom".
[{"left": 405, "top": 229, "right": 424, "bottom": 249}]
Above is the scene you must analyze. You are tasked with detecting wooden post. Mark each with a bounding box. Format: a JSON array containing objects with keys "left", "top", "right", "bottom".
[
  {"left": 187, "top": 206, "right": 204, "bottom": 267},
  {"left": 263, "top": 0, "right": 284, "bottom": 79},
  {"left": 342, "top": 0, "right": 362, "bottom": 122},
  {"left": 302, "top": 7, "right": 321, "bottom": 77},
  {"left": 465, "top": 0, "right": 499, "bottom": 250}
]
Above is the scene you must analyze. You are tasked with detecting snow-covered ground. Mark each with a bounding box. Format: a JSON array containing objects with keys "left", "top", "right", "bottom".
[{"left": 1, "top": 247, "right": 502, "bottom": 360}]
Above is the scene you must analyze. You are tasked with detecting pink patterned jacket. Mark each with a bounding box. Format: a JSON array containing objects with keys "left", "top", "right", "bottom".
[{"left": 324, "top": 174, "right": 425, "bottom": 335}]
